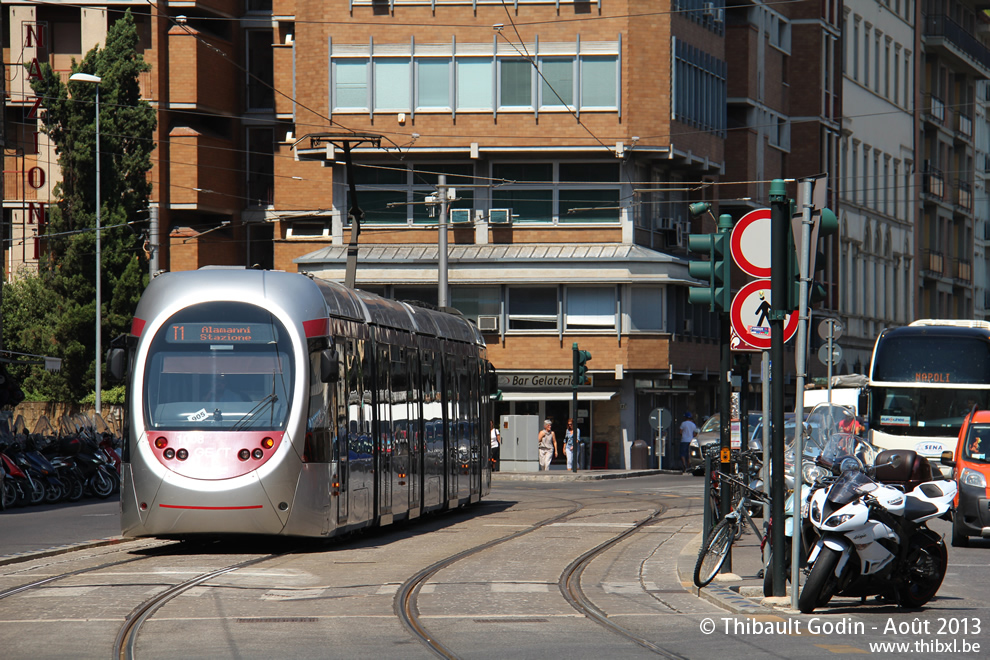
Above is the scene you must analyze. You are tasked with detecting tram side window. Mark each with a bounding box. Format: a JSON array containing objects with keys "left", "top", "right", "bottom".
[{"left": 306, "top": 345, "right": 333, "bottom": 462}]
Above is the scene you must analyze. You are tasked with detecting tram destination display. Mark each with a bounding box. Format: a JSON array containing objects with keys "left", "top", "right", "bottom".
[{"left": 165, "top": 323, "right": 276, "bottom": 344}]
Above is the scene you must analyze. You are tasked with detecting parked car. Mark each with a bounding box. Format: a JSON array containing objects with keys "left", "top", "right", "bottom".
[
  {"left": 946, "top": 409, "right": 990, "bottom": 547},
  {"left": 687, "top": 412, "right": 762, "bottom": 475}
]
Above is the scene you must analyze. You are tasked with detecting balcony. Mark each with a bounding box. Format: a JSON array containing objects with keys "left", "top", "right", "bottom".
[
  {"left": 923, "top": 249, "right": 945, "bottom": 276},
  {"left": 925, "top": 94, "right": 946, "bottom": 124},
  {"left": 955, "top": 112, "right": 973, "bottom": 139},
  {"left": 923, "top": 13, "right": 990, "bottom": 76},
  {"left": 922, "top": 165, "right": 945, "bottom": 199},
  {"left": 956, "top": 181, "right": 973, "bottom": 211},
  {"left": 954, "top": 258, "right": 973, "bottom": 282}
]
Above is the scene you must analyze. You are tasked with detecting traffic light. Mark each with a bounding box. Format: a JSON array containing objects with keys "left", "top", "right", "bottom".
[
  {"left": 786, "top": 206, "right": 838, "bottom": 310},
  {"left": 687, "top": 213, "right": 733, "bottom": 312},
  {"left": 809, "top": 208, "right": 838, "bottom": 305},
  {"left": 572, "top": 343, "right": 592, "bottom": 386}
]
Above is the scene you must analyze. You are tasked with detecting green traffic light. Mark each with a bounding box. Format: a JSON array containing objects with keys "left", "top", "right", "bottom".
[{"left": 687, "top": 231, "right": 729, "bottom": 311}]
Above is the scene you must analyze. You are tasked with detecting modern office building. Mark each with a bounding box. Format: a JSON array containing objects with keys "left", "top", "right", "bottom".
[{"left": 2, "top": 0, "right": 844, "bottom": 466}]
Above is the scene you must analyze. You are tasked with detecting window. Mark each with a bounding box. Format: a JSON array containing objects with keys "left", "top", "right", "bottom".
[
  {"left": 566, "top": 287, "right": 615, "bottom": 330},
  {"left": 457, "top": 58, "right": 493, "bottom": 109},
  {"left": 853, "top": 20, "right": 859, "bottom": 82},
  {"left": 375, "top": 59, "right": 411, "bottom": 110},
  {"left": 417, "top": 59, "right": 450, "bottom": 109},
  {"left": 863, "top": 26, "right": 869, "bottom": 88},
  {"left": 630, "top": 287, "right": 663, "bottom": 331},
  {"left": 672, "top": 39, "right": 726, "bottom": 136},
  {"left": 500, "top": 59, "right": 532, "bottom": 107},
  {"left": 246, "top": 30, "right": 274, "bottom": 109},
  {"left": 491, "top": 161, "right": 621, "bottom": 224},
  {"left": 508, "top": 287, "right": 558, "bottom": 330},
  {"left": 331, "top": 43, "right": 617, "bottom": 114},
  {"left": 581, "top": 56, "right": 618, "bottom": 108},
  {"left": 335, "top": 60, "right": 368, "bottom": 109},
  {"left": 450, "top": 286, "right": 501, "bottom": 322},
  {"left": 540, "top": 58, "right": 574, "bottom": 107}
]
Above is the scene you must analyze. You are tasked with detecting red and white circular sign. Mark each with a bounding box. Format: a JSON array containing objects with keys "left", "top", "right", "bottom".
[
  {"left": 730, "top": 280, "right": 798, "bottom": 350},
  {"left": 730, "top": 208, "right": 772, "bottom": 279}
]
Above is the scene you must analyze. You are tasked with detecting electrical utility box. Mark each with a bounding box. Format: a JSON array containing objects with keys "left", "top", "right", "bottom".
[{"left": 499, "top": 415, "right": 539, "bottom": 472}]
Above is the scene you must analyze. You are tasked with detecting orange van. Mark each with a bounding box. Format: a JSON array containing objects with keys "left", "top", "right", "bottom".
[{"left": 945, "top": 409, "right": 990, "bottom": 547}]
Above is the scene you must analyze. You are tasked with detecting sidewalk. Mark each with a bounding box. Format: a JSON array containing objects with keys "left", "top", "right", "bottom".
[{"left": 496, "top": 466, "right": 800, "bottom": 615}]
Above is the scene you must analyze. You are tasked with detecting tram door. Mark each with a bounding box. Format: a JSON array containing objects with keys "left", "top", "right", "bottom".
[
  {"left": 376, "top": 344, "right": 393, "bottom": 519},
  {"left": 334, "top": 337, "right": 354, "bottom": 525},
  {"left": 405, "top": 348, "right": 421, "bottom": 514}
]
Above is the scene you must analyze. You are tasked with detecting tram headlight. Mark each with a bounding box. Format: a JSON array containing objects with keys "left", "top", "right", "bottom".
[
  {"left": 238, "top": 449, "right": 251, "bottom": 461},
  {"left": 252, "top": 448, "right": 264, "bottom": 460},
  {"left": 154, "top": 437, "right": 168, "bottom": 449},
  {"left": 163, "top": 448, "right": 175, "bottom": 460},
  {"left": 176, "top": 448, "right": 188, "bottom": 461}
]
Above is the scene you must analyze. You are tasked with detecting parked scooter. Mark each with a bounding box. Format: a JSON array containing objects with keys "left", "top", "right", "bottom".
[{"left": 798, "top": 431, "right": 955, "bottom": 613}]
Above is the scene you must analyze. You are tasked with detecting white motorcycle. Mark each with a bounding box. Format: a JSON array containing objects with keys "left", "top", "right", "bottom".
[{"left": 798, "top": 433, "right": 956, "bottom": 613}]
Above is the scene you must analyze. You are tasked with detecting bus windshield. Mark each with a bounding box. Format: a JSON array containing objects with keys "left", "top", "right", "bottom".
[
  {"left": 143, "top": 302, "right": 294, "bottom": 431},
  {"left": 868, "top": 387, "right": 990, "bottom": 437}
]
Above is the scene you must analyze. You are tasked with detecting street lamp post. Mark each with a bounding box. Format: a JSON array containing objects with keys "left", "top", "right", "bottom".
[{"left": 69, "top": 72, "right": 102, "bottom": 416}]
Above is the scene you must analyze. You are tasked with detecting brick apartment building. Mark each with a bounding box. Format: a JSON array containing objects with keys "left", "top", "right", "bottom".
[{"left": 3, "top": 0, "right": 828, "bottom": 468}]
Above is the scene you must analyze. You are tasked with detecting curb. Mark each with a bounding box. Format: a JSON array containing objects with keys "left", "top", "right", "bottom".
[
  {"left": 676, "top": 531, "right": 775, "bottom": 615},
  {"left": 493, "top": 468, "right": 673, "bottom": 481},
  {"left": 0, "top": 536, "right": 129, "bottom": 568}
]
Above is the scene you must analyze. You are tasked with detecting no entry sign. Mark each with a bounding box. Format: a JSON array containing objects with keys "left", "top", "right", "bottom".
[{"left": 730, "top": 208, "right": 771, "bottom": 279}]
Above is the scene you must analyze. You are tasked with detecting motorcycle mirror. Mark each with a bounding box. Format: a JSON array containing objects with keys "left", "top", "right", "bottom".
[{"left": 940, "top": 450, "right": 956, "bottom": 468}]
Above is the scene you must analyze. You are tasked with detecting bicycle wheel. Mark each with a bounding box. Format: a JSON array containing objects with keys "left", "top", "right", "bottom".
[{"left": 694, "top": 517, "right": 737, "bottom": 588}]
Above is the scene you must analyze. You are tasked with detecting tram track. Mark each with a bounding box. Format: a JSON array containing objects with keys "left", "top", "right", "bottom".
[
  {"left": 395, "top": 498, "right": 584, "bottom": 658},
  {"left": 112, "top": 549, "right": 295, "bottom": 660},
  {"left": 396, "top": 492, "right": 690, "bottom": 659}
]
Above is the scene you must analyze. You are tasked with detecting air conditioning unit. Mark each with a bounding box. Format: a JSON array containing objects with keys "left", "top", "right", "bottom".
[
  {"left": 654, "top": 217, "right": 677, "bottom": 232},
  {"left": 477, "top": 315, "right": 499, "bottom": 333},
  {"left": 450, "top": 209, "right": 472, "bottom": 224},
  {"left": 489, "top": 208, "right": 512, "bottom": 224},
  {"left": 676, "top": 222, "right": 689, "bottom": 248},
  {"left": 703, "top": 1, "right": 720, "bottom": 19}
]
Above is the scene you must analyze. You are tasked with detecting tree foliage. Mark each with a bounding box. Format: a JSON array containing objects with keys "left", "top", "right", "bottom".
[{"left": 2, "top": 10, "right": 155, "bottom": 403}]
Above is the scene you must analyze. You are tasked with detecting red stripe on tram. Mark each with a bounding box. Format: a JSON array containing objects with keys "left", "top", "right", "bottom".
[{"left": 159, "top": 504, "right": 264, "bottom": 510}]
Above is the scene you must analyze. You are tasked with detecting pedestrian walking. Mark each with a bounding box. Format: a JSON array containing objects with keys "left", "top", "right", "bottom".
[
  {"left": 490, "top": 420, "right": 501, "bottom": 471},
  {"left": 538, "top": 420, "right": 557, "bottom": 470},
  {"left": 679, "top": 412, "right": 698, "bottom": 473},
  {"left": 563, "top": 418, "right": 580, "bottom": 471}
]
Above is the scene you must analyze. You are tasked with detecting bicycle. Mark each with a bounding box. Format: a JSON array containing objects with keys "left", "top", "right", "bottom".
[{"left": 693, "top": 469, "right": 770, "bottom": 588}]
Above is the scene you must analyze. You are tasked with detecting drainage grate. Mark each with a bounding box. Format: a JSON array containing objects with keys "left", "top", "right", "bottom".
[
  {"left": 236, "top": 617, "right": 318, "bottom": 623},
  {"left": 473, "top": 618, "right": 549, "bottom": 624}
]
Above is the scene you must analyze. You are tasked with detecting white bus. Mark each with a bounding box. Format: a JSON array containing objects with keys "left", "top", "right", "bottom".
[{"left": 867, "top": 319, "right": 990, "bottom": 475}]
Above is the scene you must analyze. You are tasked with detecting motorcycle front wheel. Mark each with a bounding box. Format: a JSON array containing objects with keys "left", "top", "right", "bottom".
[
  {"left": 898, "top": 534, "right": 948, "bottom": 608},
  {"left": 88, "top": 470, "right": 114, "bottom": 499},
  {"left": 798, "top": 545, "right": 841, "bottom": 613}
]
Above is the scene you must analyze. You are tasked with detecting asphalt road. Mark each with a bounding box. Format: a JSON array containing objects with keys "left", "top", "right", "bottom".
[
  {"left": 1, "top": 476, "right": 989, "bottom": 659},
  {"left": 0, "top": 495, "right": 120, "bottom": 557}
]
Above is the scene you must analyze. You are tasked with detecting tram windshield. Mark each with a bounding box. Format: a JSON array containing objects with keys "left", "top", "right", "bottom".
[{"left": 143, "top": 302, "right": 294, "bottom": 431}]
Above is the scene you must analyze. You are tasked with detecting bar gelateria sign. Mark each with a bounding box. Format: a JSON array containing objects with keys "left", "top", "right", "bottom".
[{"left": 498, "top": 373, "right": 592, "bottom": 388}]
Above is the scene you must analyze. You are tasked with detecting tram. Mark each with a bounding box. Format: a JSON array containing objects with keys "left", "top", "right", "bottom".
[{"left": 111, "top": 268, "right": 495, "bottom": 538}]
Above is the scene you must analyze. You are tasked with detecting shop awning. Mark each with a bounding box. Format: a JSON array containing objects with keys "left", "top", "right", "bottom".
[{"left": 499, "top": 391, "right": 617, "bottom": 402}]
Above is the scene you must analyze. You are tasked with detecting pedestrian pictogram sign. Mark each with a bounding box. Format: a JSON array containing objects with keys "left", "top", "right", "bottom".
[{"left": 729, "top": 280, "right": 798, "bottom": 350}]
